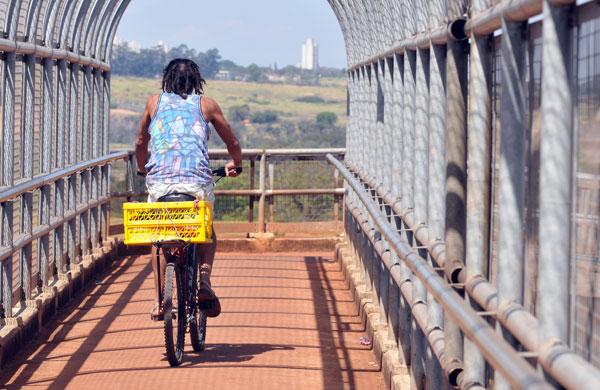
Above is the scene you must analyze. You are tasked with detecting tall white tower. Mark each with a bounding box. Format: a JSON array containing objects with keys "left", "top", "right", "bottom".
[{"left": 301, "top": 38, "right": 319, "bottom": 70}]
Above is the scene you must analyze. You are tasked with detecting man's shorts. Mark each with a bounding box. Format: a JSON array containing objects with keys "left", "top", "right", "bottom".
[{"left": 147, "top": 182, "right": 215, "bottom": 207}]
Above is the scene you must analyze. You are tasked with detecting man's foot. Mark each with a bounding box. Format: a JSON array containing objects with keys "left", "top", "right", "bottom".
[
  {"left": 197, "top": 278, "right": 221, "bottom": 317},
  {"left": 150, "top": 303, "right": 164, "bottom": 321}
]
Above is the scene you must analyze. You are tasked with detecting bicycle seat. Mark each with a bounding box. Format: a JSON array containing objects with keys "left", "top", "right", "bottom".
[{"left": 157, "top": 193, "right": 196, "bottom": 202}]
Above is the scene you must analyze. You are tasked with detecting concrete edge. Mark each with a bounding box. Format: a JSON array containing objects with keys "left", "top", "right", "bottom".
[
  {"left": 118, "top": 237, "right": 341, "bottom": 255},
  {"left": 0, "top": 238, "right": 120, "bottom": 368},
  {"left": 334, "top": 243, "right": 410, "bottom": 390}
]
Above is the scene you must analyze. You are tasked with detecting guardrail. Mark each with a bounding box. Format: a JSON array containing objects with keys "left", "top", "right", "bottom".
[
  {"left": 0, "top": 151, "right": 130, "bottom": 320},
  {"left": 327, "top": 154, "right": 600, "bottom": 389},
  {"left": 114, "top": 148, "right": 346, "bottom": 232},
  {"left": 0, "top": 148, "right": 346, "bottom": 317}
]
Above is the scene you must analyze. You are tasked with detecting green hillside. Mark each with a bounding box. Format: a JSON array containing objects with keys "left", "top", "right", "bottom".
[{"left": 110, "top": 76, "right": 347, "bottom": 124}]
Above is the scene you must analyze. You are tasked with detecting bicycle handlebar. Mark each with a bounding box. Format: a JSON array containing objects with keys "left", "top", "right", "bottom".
[
  {"left": 137, "top": 166, "right": 243, "bottom": 178},
  {"left": 211, "top": 166, "right": 243, "bottom": 177}
]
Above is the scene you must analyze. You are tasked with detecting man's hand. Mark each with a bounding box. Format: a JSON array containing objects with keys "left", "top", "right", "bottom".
[{"left": 225, "top": 160, "right": 240, "bottom": 177}]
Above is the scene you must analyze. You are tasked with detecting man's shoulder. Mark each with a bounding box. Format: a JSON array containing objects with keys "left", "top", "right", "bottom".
[
  {"left": 145, "top": 94, "right": 160, "bottom": 117},
  {"left": 202, "top": 95, "right": 218, "bottom": 107},
  {"left": 201, "top": 96, "right": 222, "bottom": 119}
]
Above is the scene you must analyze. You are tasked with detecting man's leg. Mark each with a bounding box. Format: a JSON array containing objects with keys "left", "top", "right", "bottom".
[
  {"left": 151, "top": 246, "right": 167, "bottom": 319},
  {"left": 196, "top": 228, "right": 220, "bottom": 317},
  {"left": 197, "top": 229, "right": 217, "bottom": 281}
]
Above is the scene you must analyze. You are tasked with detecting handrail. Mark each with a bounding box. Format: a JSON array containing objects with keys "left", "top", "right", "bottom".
[
  {"left": 347, "top": 0, "right": 579, "bottom": 72},
  {"left": 342, "top": 161, "right": 600, "bottom": 389},
  {"left": 0, "top": 38, "right": 110, "bottom": 71},
  {"left": 110, "top": 148, "right": 347, "bottom": 160},
  {"left": 345, "top": 162, "right": 600, "bottom": 389},
  {"left": 327, "top": 153, "right": 550, "bottom": 389},
  {"left": 114, "top": 148, "right": 346, "bottom": 232},
  {"left": 0, "top": 151, "right": 130, "bottom": 203}
]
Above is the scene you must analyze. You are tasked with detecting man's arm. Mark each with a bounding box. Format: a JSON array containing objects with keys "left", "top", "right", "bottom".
[
  {"left": 203, "top": 97, "right": 242, "bottom": 176},
  {"left": 134, "top": 95, "right": 159, "bottom": 174}
]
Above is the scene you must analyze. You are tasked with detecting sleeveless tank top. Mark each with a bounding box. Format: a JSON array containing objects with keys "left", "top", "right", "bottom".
[{"left": 145, "top": 93, "right": 212, "bottom": 186}]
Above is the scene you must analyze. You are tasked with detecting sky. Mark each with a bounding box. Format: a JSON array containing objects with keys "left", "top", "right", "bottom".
[{"left": 115, "top": 0, "right": 347, "bottom": 68}]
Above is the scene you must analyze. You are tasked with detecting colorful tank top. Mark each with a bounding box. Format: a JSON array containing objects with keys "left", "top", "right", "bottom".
[{"left": 145, "top": 93, "right": 212, "bottom": 186}]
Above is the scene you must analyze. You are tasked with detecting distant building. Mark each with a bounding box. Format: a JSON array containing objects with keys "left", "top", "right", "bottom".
[
  {"left": 156, "top": 40, "right": 169, "bottom": 53},
  {"left": 127, "top": 40, "right": 141, "bottom": 53},
  {"left": 301, "top": 38, "right": 318, "bottom": 70},
  {"left": 215, "top": 70, "right": 232, "bottom": 80}
]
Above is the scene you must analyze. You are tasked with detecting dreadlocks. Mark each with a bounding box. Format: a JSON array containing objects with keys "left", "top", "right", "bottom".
[{"left": 161, "top": 58, "right": 206, "bottom": 99}]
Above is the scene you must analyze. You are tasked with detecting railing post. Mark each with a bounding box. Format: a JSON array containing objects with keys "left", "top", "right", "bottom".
[
  {"left": 258, "top": 151, "right": 266, "bottom": 233},
  {"left": 268, "top": 161, "right": 275, "bottom": 224},
  {"left": 465, "top": 15, "right": 494, "bottom": 387},
  {"left": 537, "top": 0, "right": 574, "bottom": 357},
  {"left": 445, "top": 31, "right": 469, "bottom": 381},
  {"left": 248, "top": 159, "right": 255, "bottom": 222},
  {"left": 334, "top": 167, "right": 340, "bottom": 223},
  {"left": 1, "top": 202, "right": 14, "bottom": 319},
  {"left": 125, "top": 153, "right": 134, "bottom": 202},
  {"left": 495, "top": 17, "right": 528, "bottom": 389}
]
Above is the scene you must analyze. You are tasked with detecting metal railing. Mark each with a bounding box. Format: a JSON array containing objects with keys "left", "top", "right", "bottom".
[
  {"left": 329, "top": 0, "right": 600, "bottom": 387},
  {"left": 0, "top": 151, "right": 129, "bottom": 320},
  {"left": 330, "top": 154, "right": 600, "bottom": 389},
  {"left": 114, "top": 148, "right": 346, "bottom": 232},
  {"left": 0, "top": 147, "right": 344, "bottom": 323}
]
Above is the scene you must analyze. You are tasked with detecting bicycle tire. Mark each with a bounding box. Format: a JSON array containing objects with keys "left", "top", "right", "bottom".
[
  {"left": 189, "top": 248, "right": 207, "bottom": 352},
  {"left": 190, "top": 309, "right": 207, "bottom": 352},
  {"left": 163, "top": 263, "right": 186, "bottom": 366}
]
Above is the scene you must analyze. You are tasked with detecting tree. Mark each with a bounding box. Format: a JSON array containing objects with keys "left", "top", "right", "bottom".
[
  {"left": 316, "top": 112, "right": 337, "bottom": 127},
  {"left": 228, "top": 104, "right": 251, "bottom": 122},
  {"left": 251, "top": 110, "right": 279, "bottom": 124},
  {"left": 246, "top": 64, "right": 267, "bottom": 82},
  {"left": 196, "top": 48, "right": 221, "bottom": 78}
]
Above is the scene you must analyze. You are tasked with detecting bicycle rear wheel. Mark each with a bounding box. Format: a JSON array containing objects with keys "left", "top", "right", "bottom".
[
  {"left": 163, "top": 262, "right": 186, "bottom": 366},
  {"left": 189, "top": 250, "right": 207, "bottom": 352}
]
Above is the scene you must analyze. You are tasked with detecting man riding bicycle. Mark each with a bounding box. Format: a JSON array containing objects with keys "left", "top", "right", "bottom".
[{"left": 134, "top": 58, "right": 242, "bottom": 320}]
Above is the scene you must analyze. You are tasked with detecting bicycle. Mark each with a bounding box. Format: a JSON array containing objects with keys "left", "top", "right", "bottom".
[{"left": 123, "top": 166, "right": 242, "bottom": 367}]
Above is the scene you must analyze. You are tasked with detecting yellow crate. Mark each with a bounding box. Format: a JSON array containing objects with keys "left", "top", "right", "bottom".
[{"left": 123, "top": 201, "right": 212, "bottom": 246}]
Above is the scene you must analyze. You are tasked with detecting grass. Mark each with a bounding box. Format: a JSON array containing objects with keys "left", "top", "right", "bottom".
[{"left": 111, "top": 76, "right": 347, "bottom": 125}]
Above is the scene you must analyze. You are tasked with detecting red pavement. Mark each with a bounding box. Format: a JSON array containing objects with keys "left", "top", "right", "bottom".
[{"left": 1, "top": 252, "right": 386, "bottom": 389}]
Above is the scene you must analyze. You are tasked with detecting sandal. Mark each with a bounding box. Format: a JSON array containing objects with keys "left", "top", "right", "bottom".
[{"left": 197, "top": 280, "right": 221, "bottom": 318}]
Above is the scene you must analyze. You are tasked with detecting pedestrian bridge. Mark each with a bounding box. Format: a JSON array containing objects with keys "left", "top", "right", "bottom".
[{"left": 1, "top": 0, "right": 600, "bottom": 389}]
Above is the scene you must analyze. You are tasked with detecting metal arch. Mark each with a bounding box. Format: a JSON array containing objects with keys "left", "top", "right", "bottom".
[
  {"left": 345, "top": 0, "right": 366, "bottom": 65},
  {"left": 76, "top": 0, "right": 105, "bottom": 55},
  {"left": 67, "top": 0, "right": 93, "bottom": 53},
  {"left": 100, "top": 0, "right": 130, "bottom": 62},
  {"left": 93, "top": 0, "right": 124, "bottom": 61},
  {"left": 60, "top": 0, "right": 90, "bottom": 51},
  {"left": 41, "top": 0, "right": 61, "bottom": 45},
  {"left": 52, "top": 0, "right": 76, "bottom": 48},
  {"left": 328, "top": 0, "right": 354, "bottom": 66},
  {"left": 0, "top": 2, "right": 9, "bottom": 34},
  {"left": 3, "top": 0, "right": 23, "bottom": 39},
  {"left": 15, "top": 0, "right": 35, "bottom": 39},
  {"left": 355, "top": 0, "right": 374, "bottom": 62},
  {"left": 335, "top": 0, "right": 359, "bottom": 64},
  {"left": 34, "top": 0, "right": 55, "bottom": 43},
  {"left": 86, "top": 0, "right": 117, "bottom": 58},
  {"left": 23, "top": 0, "right": 42, "bottom": 42},
  {"left": 91, "top": 0, "right": 119, "bottom": 59},
  {"left": 332, "top": 0, "right": 358, "bottom": 65}
]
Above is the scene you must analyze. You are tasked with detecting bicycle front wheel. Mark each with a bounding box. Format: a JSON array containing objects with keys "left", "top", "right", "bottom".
[{"left": 163, "top": 263, "right": 186, "bottom": 366}]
